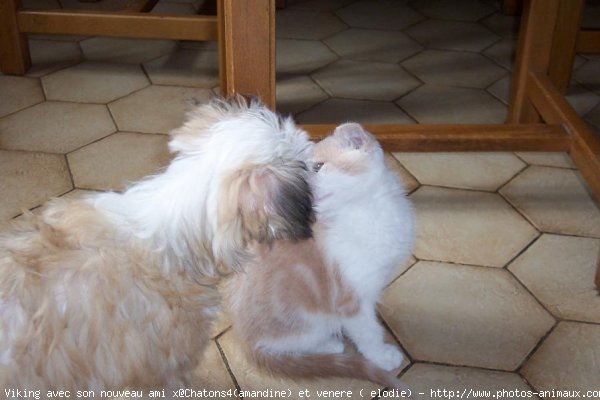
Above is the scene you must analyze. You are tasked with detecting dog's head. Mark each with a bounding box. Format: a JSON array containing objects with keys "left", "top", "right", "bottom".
[{"left": 169, "top": 95, "right": 315, "bottom": 270}]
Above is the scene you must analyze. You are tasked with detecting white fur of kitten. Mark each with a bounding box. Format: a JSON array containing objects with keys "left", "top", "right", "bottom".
[{"left": 227, "top": 123, "right": 414, "bottom": 388}]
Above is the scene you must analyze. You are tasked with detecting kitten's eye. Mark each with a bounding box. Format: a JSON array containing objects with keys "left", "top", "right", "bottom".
[{"left": 313, "top": 162, "right": 324, "bottom": 173}]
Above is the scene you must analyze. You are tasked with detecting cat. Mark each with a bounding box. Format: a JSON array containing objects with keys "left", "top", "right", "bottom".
[{"left": 226, "top": 122, "right": 414, "bottom": 390}]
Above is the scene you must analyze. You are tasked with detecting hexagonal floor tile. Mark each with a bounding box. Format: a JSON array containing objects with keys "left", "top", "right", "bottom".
[
  {"left": 179, "top": 39, "right": 218, "bottom": 52},
  {"left": 160, "top": 0, "right": 204, "bottom": 8},
  {"left": 290, "top": 0, "right": 357, "bottom": 12},
  {"left": 521, "top": 322, "right": 600, "bottom": 393},
  {"left": 483, "top": 39, "right": 516, "bottom": 71},
  {"left": 401, "top": 363, "right": 534, "bottom": 398},
  {"left": 410, "top": 186, "right": 538, "bottom": 267},
  {"left": 151, "top": 1, "right": 196, "bottom": 14},
  {"left": 402, "top": 50, "right": 506, "bottom": 88},
  {"left": 108, "top": 85, "right": 213, "bottom": 134},
  {"left": 514, "top": 152, "right": 575, "bottom": 169},
  {"left": 409, "top": 0, "right": 496, "bottom": 22},
  {"left": 0, "top": 150, "right": 71, "bottom": 221},
  {"left": 586, "top": 103, "right": 600, "bottom": 128},
  {"left": 324, "top": 28, "right": 423, "bottom": 64},
  {"left": 42, "top": 61, "right": 149, "bottom": 103},
  {"left": 143, "top": 49, "right": 219, "bottom": 88},
  {"left": 59, "top": 0, "right": 126, "bottom": 10},
  {"left": 396, "top": 85, "right": 507, "bottom": 123},
  {"left": 336, "top": 0, "right": 424, "bottom": 31},
  {"left": 68, "top": 132, "right": 171, "bottom": 191},
  {"left": 385, "top": 153, "right": 420, "bottom": 194},
  {"left": 487, "top": 75, "right": 510, "bottom": 104},
  {"left": 218, "top": 328, "right": 408, "bottom": 397},
  {"left": 276, "top": 75, "right": 328, "bottom": 116},
  {"left": 389, "top": 255, "right": 418, "bottom": 286},
  {"left": 392, "top": 152, "right": 525, "bottom": 191},
  {"left": 405, "top": 19, "right": 500, "bottom": 52},
  {"left": 276, "top": 9, "right": 347, "bottom": 40},
  {"left": 380, "top": 261, "right": 555, "bottom": 370},
  {"left": 27, "top": 39, "right": 83, "bottom": 78},
  {"left": 276, "top": 38, "right": 338, "bottom": 75},
  {"left": 22, "top": 0, "right": 60, "bottom": 9},
  {"left": 80, "top": 37, "right": 177, "bottom": 64},
  {"left": 59, "top": 189, "right": 97, "bottom": 200},
  {"left": 0, "top": 75, "right": 44, "bottom": 118},
  {"left": 0, "top": 101, "right": 116, "bottom": 153},
  {"left": 509, "top": 234, "right": 600, "bottom": 323},
  {"left": 566, "top": 82, "right": 600, "bottom": 116},
  {"left": 296, "top": 98, "right": 414, "bottom": 124},
  {"left": 189, "top": 341, "right": 238, "bottom": 396},
  {"left": 499, "top": 166, "right": 600, "bottom": 238},
  {"left": 312, "top": 60, "right": 421, "bottom": 101},
  {"left": 573, "top": 59, "right": 600, "bottom": 93},
  {"left": 481, "top": 11, "right": 520, "bottom": 39},
  {"left": 571, "top": 54, "right": 588, "bottom": 71}
]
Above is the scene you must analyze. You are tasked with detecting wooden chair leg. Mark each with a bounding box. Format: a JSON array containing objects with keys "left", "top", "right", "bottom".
[
  {"left": 507, "top": 0, "right": 560, "bottom": 124},
  {"left": 0, "top": 0, "right": 31, "bottom": 75},
  {"left": 217, "top": 0, "right": 275, "bottom": 109},
  {"left": 548, "top": 0, "right": 585, "bottom": 94}
]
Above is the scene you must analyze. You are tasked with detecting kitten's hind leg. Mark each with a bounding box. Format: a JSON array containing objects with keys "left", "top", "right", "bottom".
[
  {"left": 258, "top": 327, "right": 343, "bottom": 355},
  {"left": 342, "top": 308, "right": 403, "bottom": 371}
]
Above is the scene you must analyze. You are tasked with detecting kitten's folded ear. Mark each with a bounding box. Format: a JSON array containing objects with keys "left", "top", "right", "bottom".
[{"left": 333, "top": 123, "right": 376, "bottom": 150}]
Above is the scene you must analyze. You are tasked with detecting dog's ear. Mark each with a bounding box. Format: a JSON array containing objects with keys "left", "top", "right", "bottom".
[{"left": 214, "top": 161, "right": 314, "bottom": 268}]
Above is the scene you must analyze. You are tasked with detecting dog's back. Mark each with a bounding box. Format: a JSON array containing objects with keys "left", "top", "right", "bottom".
[{"left": 0, "top": 198, "right": 218, "bottom": 390}]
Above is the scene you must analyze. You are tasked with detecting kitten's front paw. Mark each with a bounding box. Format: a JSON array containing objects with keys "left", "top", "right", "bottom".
[{"left": 374, "top": 344, "right": 404, "bottom": 371}]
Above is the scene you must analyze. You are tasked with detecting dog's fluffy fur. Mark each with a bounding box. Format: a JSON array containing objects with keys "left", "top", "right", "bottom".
[{"left": 0, "top": 96, "right": 315, "bottom": 391}]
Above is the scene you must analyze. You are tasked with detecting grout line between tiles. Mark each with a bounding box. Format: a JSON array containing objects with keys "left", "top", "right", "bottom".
[
  {"left": 214, "top": 338, "right": 244, "bottom": 397},
  {"left": 515, "top": 321, "right": 559, "bottom": 374},
  {"left": 63, "top": 153, "right": 76, "bottom": 191}
]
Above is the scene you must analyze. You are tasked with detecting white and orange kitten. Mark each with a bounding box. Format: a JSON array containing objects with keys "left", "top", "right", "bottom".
[{"left": 226, "top": 123, "right": 414, "bottom": 388}]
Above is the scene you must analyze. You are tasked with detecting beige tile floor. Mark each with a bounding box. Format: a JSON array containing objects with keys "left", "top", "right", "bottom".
[{"left": 2, "top": 0, "right": 600, "bottom": 398}]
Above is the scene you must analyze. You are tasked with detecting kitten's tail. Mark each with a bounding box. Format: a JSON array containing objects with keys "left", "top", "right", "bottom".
[{"left": 251, "top": 350, "right": 412, "bottom": 395}]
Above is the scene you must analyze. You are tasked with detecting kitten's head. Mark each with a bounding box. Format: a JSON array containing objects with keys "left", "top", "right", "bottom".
[
  {"left": 311, "top": 122, "right": 383, "bottom": 176},
  {"left": 311, "top": 123, "right": 385, "bottom": 205}
]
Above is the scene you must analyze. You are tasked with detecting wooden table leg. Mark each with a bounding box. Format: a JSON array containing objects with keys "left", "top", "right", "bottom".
[
  {"left": 217, "top": 0, "right": 275, "bottom": 109},
  {"left": 548, "top": 0, "right": 585, "bottom": 93},
  {"left": 507, "top": 0, "right": 559, "bottom": 124},
  {"left": 0, "top": 0, "right": 31, "bottom": 75}
]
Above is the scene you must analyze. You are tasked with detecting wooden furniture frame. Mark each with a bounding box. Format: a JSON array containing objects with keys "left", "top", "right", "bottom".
[
  {"left": 1, "top": 0, "right": 599, "bottom": 288},
  {"left": 221, "top": 0, "right": 600, "bottom": 289},
  {"left": 0, "top": 0, "right": 215, "bottom": 74},
  {"left": 0, "top": 0, "right": 274, "bottom": 105}
]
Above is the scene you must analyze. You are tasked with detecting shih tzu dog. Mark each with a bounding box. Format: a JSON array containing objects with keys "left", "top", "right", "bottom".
[{"left": 0, "top": 96, "right": 315, "bottom": 392}]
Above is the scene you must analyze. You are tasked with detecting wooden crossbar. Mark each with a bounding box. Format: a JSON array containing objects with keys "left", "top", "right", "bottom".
[
  {"left": 17, "top": 10, "right": 218, "bottom": 41},
  {"left": 528, "top": 71, "right": 600, "bottom": 200},
  {"left": 302, "top": 124, "right": 570, "bottom": 152}
]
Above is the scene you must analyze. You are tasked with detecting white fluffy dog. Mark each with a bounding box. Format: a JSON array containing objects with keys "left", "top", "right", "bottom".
[{"left": 0, "top": 96, "right": 315, "bottom": 392}]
